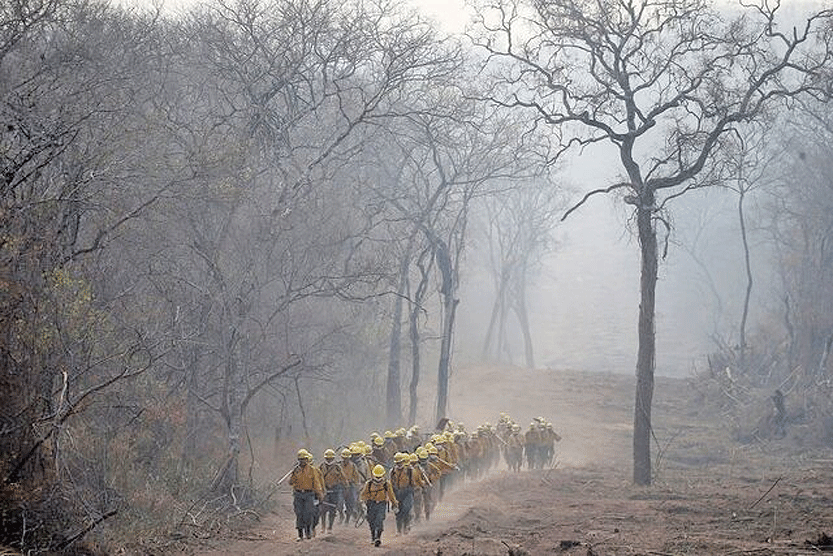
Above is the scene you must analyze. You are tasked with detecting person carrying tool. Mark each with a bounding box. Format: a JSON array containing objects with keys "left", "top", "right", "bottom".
[
  {"left": 390, "top": 452, "right": 422, "bottom": 535},
  {"left": 288, "top": 449, "right": 324, "bottom": 541},
  {"left": 359, "top": 464, "right": 398, "bottom": 547},
  {"left": 416, "top": 447, "right": 440, "bottom": 521},
  {"left": 340, "top": 447, "right": 362, "bottom": 524},
  {"left": 318, "top": 448, "right": 348, "bottom": 532}
]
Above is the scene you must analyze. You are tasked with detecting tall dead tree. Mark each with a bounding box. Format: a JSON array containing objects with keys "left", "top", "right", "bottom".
[{"left": 471, "top": 0, "right": 833, "bottom": 485}]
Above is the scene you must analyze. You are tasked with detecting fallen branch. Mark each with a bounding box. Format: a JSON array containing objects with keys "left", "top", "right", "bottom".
[
  {"left": 57, "top": 509, "right": 118, "bottom": 550},
  {"left": 749, "top": 476, "right": 782, "bottom": 509}
]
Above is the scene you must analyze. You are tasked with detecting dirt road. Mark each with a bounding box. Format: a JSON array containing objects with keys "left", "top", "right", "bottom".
[{"left": 177, "top": 366, "right": 833, "bottom": 555}]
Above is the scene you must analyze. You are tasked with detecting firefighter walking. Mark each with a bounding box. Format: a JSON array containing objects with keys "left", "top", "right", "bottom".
[
  {"left": 360, "top": 464, "right": 398, "bottom": 547},
  {"left": 390, "top": 452, "right": 422, "bottom": 535},
  {"left": 318, "top": 448, "right": 347, "bottom": 532},
  {"left": 288, "top": 449, "right": 324, "bottom": 541}
]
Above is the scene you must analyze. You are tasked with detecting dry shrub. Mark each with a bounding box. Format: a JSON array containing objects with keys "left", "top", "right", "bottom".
[
  {"left": 0, "top": 481, "right": 111, "bottom": 556},
  {"left": 691, "top": 340, "right": 833, "bottom": 450}
]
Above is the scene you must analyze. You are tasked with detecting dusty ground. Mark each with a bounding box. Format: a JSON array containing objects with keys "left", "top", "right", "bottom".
[{"left": 167, "top": 366, "right": 833, "bottom": 555}]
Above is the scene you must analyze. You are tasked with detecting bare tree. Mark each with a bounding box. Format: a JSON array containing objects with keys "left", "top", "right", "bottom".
[
  {"left": 766, "top": 107, "right": 833, "bottom": 381},
  {"left": 471, "top": 0, "right": 833, "bottom": 485},
  {"left": 479, "top": 177, "right": 563, "bottom": 368},
  {"left": 137, "top": 0, "right": 468, "bottom": 494},
  {"left": 369, "top": 89, "right": 535, "bottom": 425},
  {"left": 0, "top": 1, "right": 193, "bottom": 549},
  {"left": 717, "top": 126, "right": 777, "bottom": 369}
]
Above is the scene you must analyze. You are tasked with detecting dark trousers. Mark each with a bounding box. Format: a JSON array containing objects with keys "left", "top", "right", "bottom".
[
  {"left": 394, "top": 487, "right": 413, "bottom": 533},
  {"left": 344, "top": 485, "right": 358, "bottom": 521},
  {"left": 525, "top": 445, "right": 537, "bottom": 469},
  {"left": 323, "top": 487, "right": 344, "bottom": 529},
  {"left": 366, "top": 500, "right": 387, "bottom": 541},
  {"left": 422, "top": 485, "right": 434, "bottom": 519},
  {"left": 293, "top": 491, "right": 315, "bottom": 538}
]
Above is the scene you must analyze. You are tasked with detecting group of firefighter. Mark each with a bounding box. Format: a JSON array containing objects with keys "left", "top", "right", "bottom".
[{"left": 287, "top": 413, "right": 561, "bottom": 547}]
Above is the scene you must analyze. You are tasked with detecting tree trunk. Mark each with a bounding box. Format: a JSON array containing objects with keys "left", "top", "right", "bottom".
[
  {"left": 633, "top": 199, "right": 657, "bottom": 487},
  {"left": 434, "top": 238, "right": 456, "bottom": 424},
  {"left": 215, "top": 343, "right": 241, "bottom": 494},
  {"left": 408, "top": 304, "right": 421, "bottom": 426},
  {"left": 183, "top": 355, "right": 199, "bottom": 473},
  {"left": 738, "top": 187, "right": 753, "bottom": 369},
  {"left": 482, "top": 268, "right": 509, "bottom": 360},
  {"left": 513, "top": 276, "right": 535, "bottom": 369},
  {"left": 408, "top": 254, "right": 430, "bottom": 426},
  {"left": 386, "top": 258, "right": 409, "bottom": 428},
  {"left": 436, "top": 295, "right": 459, "bottom": 424}
]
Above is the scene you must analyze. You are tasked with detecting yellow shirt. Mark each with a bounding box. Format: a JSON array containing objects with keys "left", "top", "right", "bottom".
[
  {"left": 420, "top": 460, "right": 441, "bottom": 484},
  {"left": 391, "top": 465, "right": 422, "bottom": 489},
  {"left": 341, "top": 460, "right": 363, "bottom": 485},
  {"left": 319, "top": 461, "right": 347, "bottom": 488},
  {"left": 360, "top": 479, "right": 398, "bottom": 504},
  {"left": 289, "top": 464, "right": 324, "bottom": 497}
]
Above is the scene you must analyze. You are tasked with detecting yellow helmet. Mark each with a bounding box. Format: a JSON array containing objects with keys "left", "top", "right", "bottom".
[
  {"left": 341, "top": 448, "right": 351, "bottom": 458},
  {"left": 372, "top": 464, "right": 386, "bottom": 478},
  {"left": 350, "top": 444, "right": 363, "bottom": 455},
  {"left": 373, "top": 436, "right": 384, "bottom": 446},
  {"left": 428, "top": 446, "right": 439, "bottom": 455},
  {"left": 393, "top": 452, "right": 406, "bottom": 463},
  {"left": 297, "top": 449, "right": 311, "bottom": 460},
  {"left": 384, "top": 430, "right": 394, "bottom": 439},
  {"left": 363, "top": 445, "right": 372, "bottom": 455},
  {"left": 324, "top": 448, "right": 336, "bottom": 459},
  {"left": 424, "top": 442, "right": 434, "bottom": 451},
  {"left": 416, "top": 448, "right": 428, "bottom": 459},
  {"left": 409, "top": 453, "right": 418, "bottom": 464}
]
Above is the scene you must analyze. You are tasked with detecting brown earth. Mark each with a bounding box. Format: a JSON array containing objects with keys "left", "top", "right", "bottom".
[{"left": 165, "top": 365, "right": 833, "bottom": 556}]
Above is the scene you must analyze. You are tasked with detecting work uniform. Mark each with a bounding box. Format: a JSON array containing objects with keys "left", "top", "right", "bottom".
[
  {"left": 542, "top": 424, "right": 562, "bottom": 466},
  {"left": 435, "top": 441, "right": 455, "bottom": 497},
  {"left": 417, "top": 457, "right": 441, "bottom": 520},
  {"left": 289, "top": 460, "right": 325, "bottom": 540},
  {"left": 311, "top": 464, "right": 325, "bottom": 534},
  {"left": 505, "top": 429, "right": 524, "bottom": 472},
  {"left": 390, "top": 461, "right": 422, "bottom": 534},
  {"left": 371, "top": 444, "right": 389, "bottom": 469},
  {"left": 411, "top": 458, "right": 433, "bottom": 522},
  {"left": 319, "top": 458, "right": 348, "bottom": 531},
  {"left": 360, "top": 476, "right": 398, "bottom": 546},
  {"left": 524, "top": 425, "right": 541, "bottom": 469},
  {"left": 341, "top": 456, "right": 363, "bottom": 523}
]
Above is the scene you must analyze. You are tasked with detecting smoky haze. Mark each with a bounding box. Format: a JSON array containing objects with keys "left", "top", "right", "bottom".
[
  {"left": 146, "top": 0, "right": 769, "bottom": 380},
  {"left": 455, "top": 145, "right": 764, "bottom": 379},
  {"left": 4, "top": 1, "right": 833, "bottom": 554}
]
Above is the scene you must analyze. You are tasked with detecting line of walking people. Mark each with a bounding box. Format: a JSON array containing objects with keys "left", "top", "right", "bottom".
[{"left": 288, "top": 416, "right": 560, "bottom": 547}]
